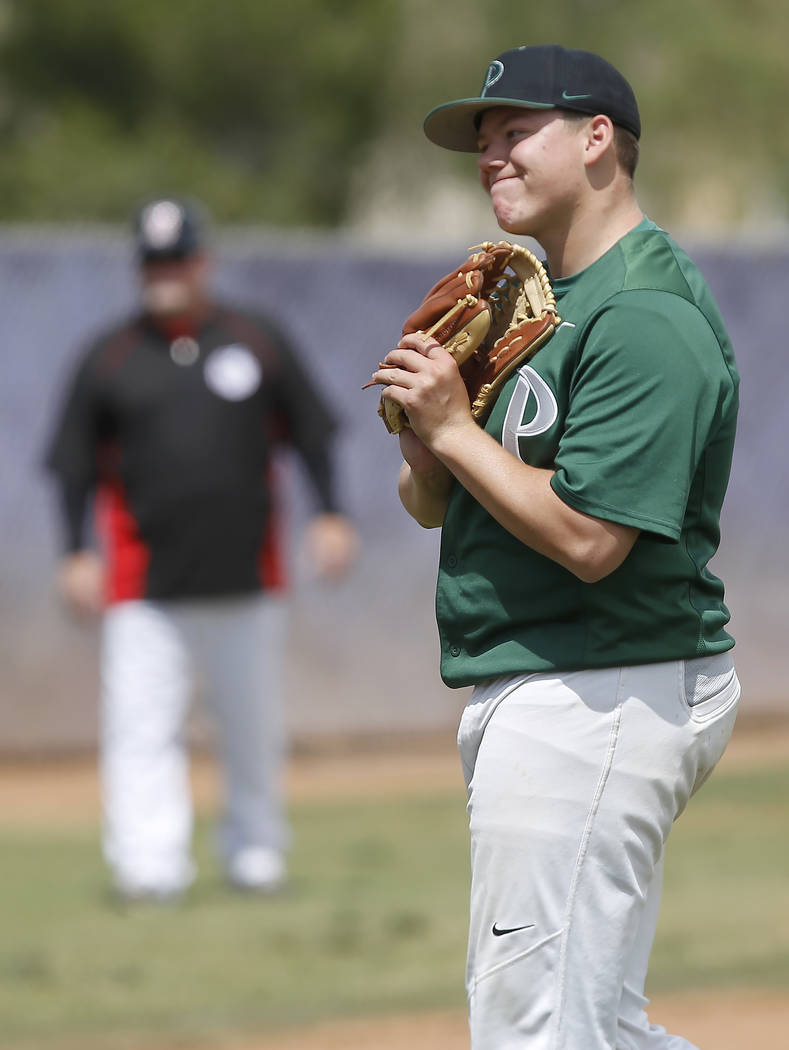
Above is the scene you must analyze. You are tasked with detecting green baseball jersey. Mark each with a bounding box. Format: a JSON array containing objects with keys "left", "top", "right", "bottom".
[{"left": 436, "top": 218, "right": 739, "bottom": 687}]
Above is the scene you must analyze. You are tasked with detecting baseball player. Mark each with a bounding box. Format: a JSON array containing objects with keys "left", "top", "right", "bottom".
[
  {"left": 45, "top": 197, "right": 358, "bottom": 901},
  {"left": 370, "top": 46, "right": 740, "bottom": 1049}
]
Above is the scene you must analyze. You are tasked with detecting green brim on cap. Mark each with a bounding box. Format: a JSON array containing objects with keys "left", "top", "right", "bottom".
[{"left": 423, "top": 97, "right": 556, "bottom": 153}]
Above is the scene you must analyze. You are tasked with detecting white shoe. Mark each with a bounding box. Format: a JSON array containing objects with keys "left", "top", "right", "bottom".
[
  {"left": 227, "top": 847, "right": 286, "bottom": 893},
  {"left": 112, "top": 861, "right": 195, "bottom": 903}
]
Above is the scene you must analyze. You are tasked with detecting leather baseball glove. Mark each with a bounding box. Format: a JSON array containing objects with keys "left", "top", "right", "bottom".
[{"left": 372, "top": 241, "right": 560, "bottom": 434}]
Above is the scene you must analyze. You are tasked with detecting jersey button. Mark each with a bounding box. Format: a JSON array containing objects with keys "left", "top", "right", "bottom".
[
  {"left": 449, "top": 645, "right": 461, "bottom": 658},
  {"left": 447, "top": 554, "right": 458, "bottom": 568}
]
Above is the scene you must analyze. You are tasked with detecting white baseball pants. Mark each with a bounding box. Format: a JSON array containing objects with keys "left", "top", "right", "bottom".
[
  {"left": 100, "top": 594, "right": 288, "bottom": 895},
  {"left": 457, "top": 654, "right": 740, "bottom": 1050}
]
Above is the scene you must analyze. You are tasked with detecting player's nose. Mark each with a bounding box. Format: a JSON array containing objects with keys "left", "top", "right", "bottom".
[{"left": 477, "top": 150, "right": 506, "bottom": 189}]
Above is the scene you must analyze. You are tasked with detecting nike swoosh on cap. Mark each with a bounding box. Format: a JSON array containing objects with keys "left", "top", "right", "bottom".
[{"left": 561, "top": 90, "right": 592, "bottom": 101}]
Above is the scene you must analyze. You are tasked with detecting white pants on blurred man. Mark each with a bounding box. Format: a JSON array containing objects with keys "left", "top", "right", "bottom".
[{"left": 100, "top": 593, "right": 288, "bottom": 899}]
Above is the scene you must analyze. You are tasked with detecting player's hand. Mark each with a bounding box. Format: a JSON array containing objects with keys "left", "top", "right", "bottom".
[
  {"left": 56, "top": 550, "right": 106, "bottom": 618},
  {"left": 303, "top": 513, "right": 359, "bottom": 582},
  {"left": 371, "top": 333, "right": 474, "bottom": 449},
  {"left": 398, "top": 425, "right": 449, "bottom": 479}
]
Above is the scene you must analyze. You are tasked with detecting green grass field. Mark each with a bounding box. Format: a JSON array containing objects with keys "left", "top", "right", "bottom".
[{"left": 0, "top": 756, "right": 787, "bottom": 1049}]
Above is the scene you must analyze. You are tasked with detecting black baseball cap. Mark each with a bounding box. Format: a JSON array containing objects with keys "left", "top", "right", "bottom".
[
  {"left": 133, "top": 196, "right": 207, "bottom": 262},
  {"left": 423, "top": 44, "right": 641, "bottom": 152}
]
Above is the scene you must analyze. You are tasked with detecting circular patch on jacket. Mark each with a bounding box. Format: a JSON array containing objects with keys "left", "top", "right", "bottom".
[
  {"left": 170, "top": 336, "right": 200, "bottom": 367},
  {"left": 203, "top": 344, "right": 262, "bottom": 401}
]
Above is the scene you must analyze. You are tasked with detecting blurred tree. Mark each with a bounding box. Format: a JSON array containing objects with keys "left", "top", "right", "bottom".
[
  {"left": 0, "top": 0, "right": 787, "bottom": 236},
  {"left": 0, "top": 0, "right": 399, "bottom": 225}
]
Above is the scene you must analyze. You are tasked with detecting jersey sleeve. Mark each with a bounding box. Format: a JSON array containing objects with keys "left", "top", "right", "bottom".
[
  {"left": 550, "top": 290, "right": 731, "bottom": 541},
  {"left": 251, "top": 315, "right": 341, "bottom": 513},
  {"left": 43, "top": 349, "right": 105, "bottom": 550}
]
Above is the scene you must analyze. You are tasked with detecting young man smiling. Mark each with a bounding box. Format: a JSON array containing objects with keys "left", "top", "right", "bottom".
[{"left": 370, "top": 45, "right": 740, "bottom": 1050}]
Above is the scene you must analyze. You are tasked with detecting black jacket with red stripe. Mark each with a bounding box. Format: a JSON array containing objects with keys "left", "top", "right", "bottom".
[{"left": 45, "top": 304, "right": 340, "bottom": 601}]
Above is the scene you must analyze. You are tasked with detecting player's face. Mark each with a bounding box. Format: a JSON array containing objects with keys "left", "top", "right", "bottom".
[
  {"left": 476, "top": 107, "right": 589, "bottom": 241},
  {"left": 140, "top": 254, "right": 211, "bottom": 317}
]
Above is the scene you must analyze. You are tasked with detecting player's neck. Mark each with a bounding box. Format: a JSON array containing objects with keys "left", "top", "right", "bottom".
[
  {"left": 148, "top": 298, "right": 213, "bottom": 337},
  {"left": 544, "top": 192, "right": 643, "bottom": 280}
]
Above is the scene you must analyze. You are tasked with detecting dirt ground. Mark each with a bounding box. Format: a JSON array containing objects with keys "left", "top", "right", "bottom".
[
  {"left": 245, "top": 991, "right": 789, "bottom": 1050},
  {"left": 1, "top": 718, "right": 788, "bottom": 1049},
  {"left": 2, "top": 716, "right": 789, "bottom": 829}
]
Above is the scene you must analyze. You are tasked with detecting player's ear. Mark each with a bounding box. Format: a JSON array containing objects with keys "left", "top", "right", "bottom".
[{"left": 583, "top": 114, "right": 615, "bottom": 164}]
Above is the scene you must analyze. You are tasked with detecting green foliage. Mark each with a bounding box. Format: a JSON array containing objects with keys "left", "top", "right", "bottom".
[
  {"left": 0, "top": 0, "right": 400, "bottom": 225},
  {"left": 0, "top": 758, "right": 787, "bottom": 1048},
  {"left": 0, "top": 0, "right": 787, "bottom": 231}
]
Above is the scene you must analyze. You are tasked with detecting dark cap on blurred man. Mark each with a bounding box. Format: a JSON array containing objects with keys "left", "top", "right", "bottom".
[
  {"left": 133, "top": 197, "right": 213, "bottom": 319},
  {"left": 133, "top": 197, "right": 208, "bottom": 263}
]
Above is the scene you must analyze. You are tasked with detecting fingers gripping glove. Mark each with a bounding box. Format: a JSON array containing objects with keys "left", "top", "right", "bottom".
[{"left": 377, "top": 241, "right": 560, "bottom": 434}]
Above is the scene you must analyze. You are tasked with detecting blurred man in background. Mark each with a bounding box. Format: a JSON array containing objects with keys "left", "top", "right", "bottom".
[{"left": 45, "top": 196, "right": 358, "bottom": 902}]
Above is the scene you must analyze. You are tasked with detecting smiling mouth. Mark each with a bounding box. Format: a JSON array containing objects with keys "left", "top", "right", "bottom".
[{"left": 488, "top": 179, "right": 520, "bottom": 198}]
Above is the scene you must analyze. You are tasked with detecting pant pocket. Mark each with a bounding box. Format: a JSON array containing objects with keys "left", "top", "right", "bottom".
[
  {"left": 680, "top": 655, "right": 741, "bottom": 795},
  {"left": 681, "top": 653, "right": 740, "bottom": 724}
]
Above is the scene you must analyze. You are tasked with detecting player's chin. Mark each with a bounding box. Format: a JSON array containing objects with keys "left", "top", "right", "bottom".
[
  {"left": 494, "top": 210, "right": 532, "bottom": 237},
  {"left": 489, "top": 197, "right": 531, "bottom": 236}
]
